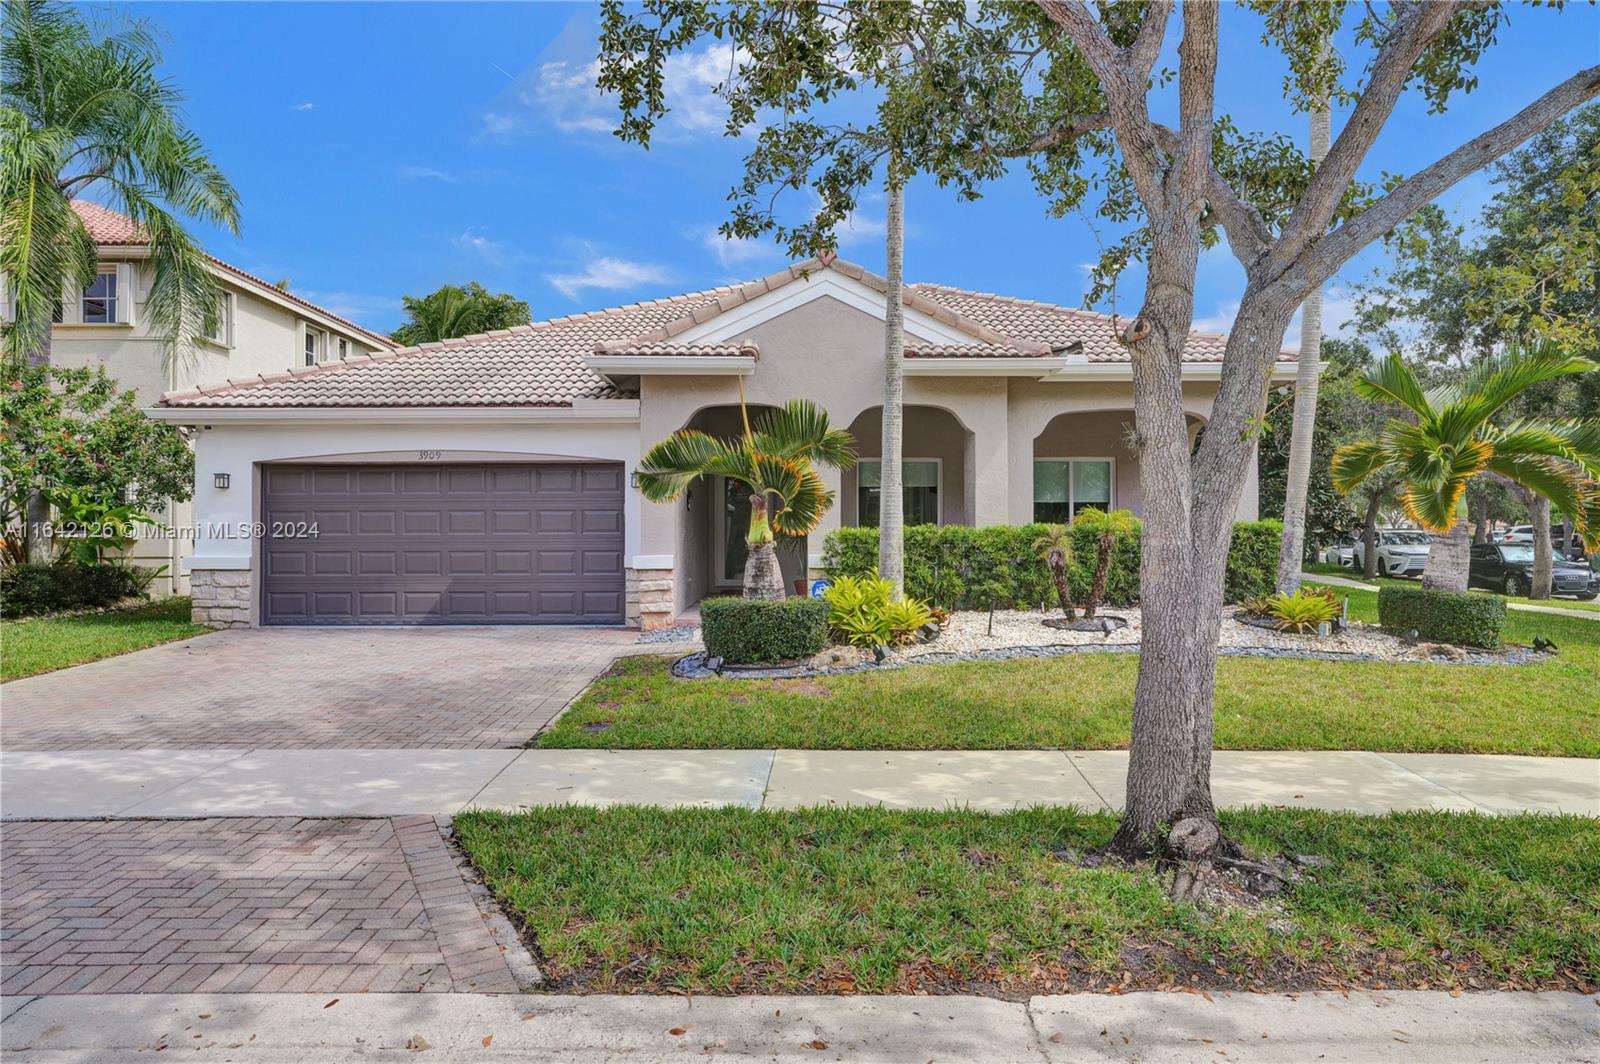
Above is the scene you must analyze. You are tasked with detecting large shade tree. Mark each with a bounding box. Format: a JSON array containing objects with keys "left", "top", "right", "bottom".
[
  {"left": 637, "top": 398, "right": 856, "bottom": 600},
  {"left": 1331, "top": 347, "right": 1600, "bottom": 591},
  {"left": 2, "top": 0, "right": 238, "bottom": 559},
  {"left": 597, "top": 0, "right": 1600, "bottom": 857}
]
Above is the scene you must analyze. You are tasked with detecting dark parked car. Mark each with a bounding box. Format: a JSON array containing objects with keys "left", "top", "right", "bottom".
[{"left": 1468, "top": 542, "right": 1600, "bottom": 600}]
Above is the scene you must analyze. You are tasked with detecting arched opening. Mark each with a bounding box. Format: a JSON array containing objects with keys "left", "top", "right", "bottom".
[
  {"left": 842, "top": 406, "right": 975, "bottom": 527},
  {"left": 673, "top": 404, "right": 808, "bottom": 609},
  {"left": 1030, "top": 410, "right": 1205, "bottom": 521}
]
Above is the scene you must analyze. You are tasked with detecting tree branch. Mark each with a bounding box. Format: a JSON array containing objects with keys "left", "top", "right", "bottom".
[
  {"left": 1150, "top": 125, "right": 1273, "bottom": 265},
  {"left": 1173, "top": 2, "right": 1218, "bottom": 196},
  {"left": 1269, "top": 1, "right": 1455, "bottom": 271},
  {"left": 1311, "top": 63, "right": 1600, "bottom": 289},
  {"left": 985, "top": 112, "right": 1112, "bottom": 158}
]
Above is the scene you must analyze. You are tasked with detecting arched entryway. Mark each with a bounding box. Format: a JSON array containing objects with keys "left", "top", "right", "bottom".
[{"left": 841, "top": 406, "right": 976, "bottom": 527}]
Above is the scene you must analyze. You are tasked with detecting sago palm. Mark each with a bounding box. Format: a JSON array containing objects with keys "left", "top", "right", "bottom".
[
  {"left": 1, "top": 0, "right": 240, "bottom": 370},
  {"left": 637, "top": 397, "right": 856, "bottom": 601},
  {"left": 1032, "top": 524, "right": 1076, "bottom": 620},
  {"left": 1331, "top": 346, "right": 1600, "bottom": 593}
]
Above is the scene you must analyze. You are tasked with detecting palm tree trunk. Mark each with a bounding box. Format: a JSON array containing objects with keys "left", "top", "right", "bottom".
[
  {"left": 1529, "top": 494, "right": 1553, "bottom": 599},
  {"left": 742, "top": 493, "right": 786, "bottom": 601},
  {"left": 1273, "top": 82, "right": 1331, "bottom": 594},
  {"left": 1085, "top": 531, "right": 1113, "bottom": 617},
  {"left": 1421, "top": 519, "right": 1471, "bottom": 593},
  {"left": 24, "top": 331, "right": 53, "bottom": 564},
  {"left": 879, "top": 160, "right": 906, "bottom": 600},
  {"left": 1361, "top": 494, "right": 1381, "bottom": 582},
  {"left": 1046, "top": 547, "right": 1076, "bottom": 619},
  {"left": 1470, "top": 492, "right": 1489, "bottom": 544}
]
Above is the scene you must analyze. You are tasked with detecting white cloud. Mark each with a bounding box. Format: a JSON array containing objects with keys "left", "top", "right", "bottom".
[
  {"left": 835, "top": 208, "right": 886, "bottom": 246},
  {"left": 699, "top": 226, "right": 775, "bottom": 268},
  {"left": 290, "top": 102, "right": 314, "bottom": 112},
  {"left": 546, "top": 256, "right": 672, "bottom": 300},
  {"left": 397, "top": 165, "right": 458, "bottom": 183},
  {"left": 482, "top": 27, "right": 745, "bottom": 142},
  {"left": 1192, "top": 299, "right": 1240, "bottom": 336},
  {"left": 1192, "top": 284, "right": 1357, "bottom": 352},
  {"left": 452, "top": 227, "right": 522, "bottom": 269},
  {"left": 298, "top": 290, "right": 402, "bottom": 326}
]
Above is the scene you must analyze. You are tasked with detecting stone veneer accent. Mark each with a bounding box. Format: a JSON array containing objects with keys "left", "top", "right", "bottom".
[
  {"left": 190, "top": 569, "right": 253, "bottom": 628},
  {"left": 626, "top": 567, "right": 675, "bottom": 630}
]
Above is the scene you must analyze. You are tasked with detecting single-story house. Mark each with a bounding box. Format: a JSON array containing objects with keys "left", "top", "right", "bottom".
[{"left": 151, "top": 255, "right": 1294, "bottom": 629}]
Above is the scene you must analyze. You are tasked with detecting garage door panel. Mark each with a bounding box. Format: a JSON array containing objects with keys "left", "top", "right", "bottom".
[{"left": 262, "top": 462, "right": 624, "bottom": 625}]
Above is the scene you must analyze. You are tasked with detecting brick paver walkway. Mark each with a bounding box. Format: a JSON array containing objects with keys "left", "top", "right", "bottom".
[
  {"left": 0, "top": 817, "right": 524, "bottom": 996},
  {"left": 0, "top": 626, "right": 636, "bottom": 750}
]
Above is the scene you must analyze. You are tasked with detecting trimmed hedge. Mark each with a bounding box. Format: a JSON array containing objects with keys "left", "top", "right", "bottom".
[
  {"left": 0, "top": 563, "right": 151, "bottom": 619},
  {"left": 821, "top": 520, "right": 1280, "bottom": 609},
  {"left": 1378, "top": 585, "right": 1506, "bottom": 649},
  {"left": 701, "top": 596, "right": 831, "bottom": 664}
]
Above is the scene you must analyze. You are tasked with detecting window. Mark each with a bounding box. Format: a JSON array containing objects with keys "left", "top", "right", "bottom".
[
  {"left": 303, "top": 326, "right": 322, "bottom": 366},
  {"left": 81, "top": 271, "right": 118, "bottom": 324},
  {"left": 338, "top": 337, "right": 348, "bottom": 360},
  {"left": 205, "top": 292, "right": 233, "bottom": 346},
  {"left": 857, "top": 459, "right": 940, "bottom": 527},
  {"left": 1033, "top": 459, "right": 1114, "bottom": 522}
]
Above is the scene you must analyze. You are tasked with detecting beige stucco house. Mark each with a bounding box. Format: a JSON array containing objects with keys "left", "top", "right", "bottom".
[
  {"left": 150, "top": 255, "right": 1294, "bottom": 629},
  {"left": 4, "top": 201, "right": 397, "bottom": 592}
]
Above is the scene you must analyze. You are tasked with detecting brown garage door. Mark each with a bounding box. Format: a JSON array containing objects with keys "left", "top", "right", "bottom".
[{"left": 260, "top": 463, "right": 624, "bottom": 625}]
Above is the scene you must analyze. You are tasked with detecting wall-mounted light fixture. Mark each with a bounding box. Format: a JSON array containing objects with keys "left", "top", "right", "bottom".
[
  {"left": 630, "top": 470, "right": 643, "bottom": 489},
  {"left": 213, "top": 472, "right": 231, "bottom": 489}
]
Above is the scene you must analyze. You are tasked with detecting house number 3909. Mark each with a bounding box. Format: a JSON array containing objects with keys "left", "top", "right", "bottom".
[{"left": 418, "top": 450, "right": 442, "bottom": 460}]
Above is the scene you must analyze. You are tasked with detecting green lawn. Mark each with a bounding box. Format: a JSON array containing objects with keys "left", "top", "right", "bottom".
[
  {"left": 540, "top": 588, "right": 1600, "bottom": 755},
  {"left": 1, "top": 597, "right": 209, "bottom": 681},
  {"left": 457, "top": 805, "right": 1599, "bottom": 995},
  {"left": 1303, "top": 560, "right": 1600, "bottom": 613}
]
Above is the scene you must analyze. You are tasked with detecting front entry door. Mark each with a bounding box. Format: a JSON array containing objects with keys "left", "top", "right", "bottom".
[{"left": 713, "top": 476, "right": 751, "bottom": 588}]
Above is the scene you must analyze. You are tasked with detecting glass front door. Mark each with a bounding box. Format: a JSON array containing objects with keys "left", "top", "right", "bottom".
[{"left": 716, "top": 477, "right": 752, "bottom": 587}]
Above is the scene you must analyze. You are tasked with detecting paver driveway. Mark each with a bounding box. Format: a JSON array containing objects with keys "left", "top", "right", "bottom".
[
  {"left": 0, "top": 816, "right": 526, "bottom": 995},
  {"left": 0, "top": 626, "right": 637, "bottom": 750}
]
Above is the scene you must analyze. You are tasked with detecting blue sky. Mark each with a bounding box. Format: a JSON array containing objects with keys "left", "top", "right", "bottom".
[{"left": 137, "top": 2, "right": 1598, "bottom": 344}]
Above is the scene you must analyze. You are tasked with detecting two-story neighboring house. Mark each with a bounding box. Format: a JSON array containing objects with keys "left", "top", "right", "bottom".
[{"left": 5, "top": 201, "right": 397, "bottom": 593}]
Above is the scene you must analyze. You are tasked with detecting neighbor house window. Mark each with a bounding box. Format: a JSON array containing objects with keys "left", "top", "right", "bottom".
[
  {"left": 81, "top": 271, "right": 118, "bottom": 323},
  {"left": 338, "top": 337, "right": 348, "bottom": 360},
  {"left": 1033, "top": 459, "right": 1114, "bottom": 522},
  {"left": 858, "top": 459, "right": 940, "bottom": 527},
  {"left": 303, "top": 326, "right": 322, "bottom": 366},
  {"left": 205, "top": 292, "right": 233, "bottom": 346}
]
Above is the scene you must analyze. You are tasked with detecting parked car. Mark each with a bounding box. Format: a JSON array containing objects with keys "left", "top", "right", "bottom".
[
  {"left": 1333, "top": 529, "right": 1432, "bottom": 577},
  {"left": 1468, "top": 542, "right": 1600, "bottom": 599}
]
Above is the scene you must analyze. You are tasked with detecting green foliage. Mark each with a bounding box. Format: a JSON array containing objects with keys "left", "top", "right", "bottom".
[
  {"left": 46, "top": 490, "right": 160, "bottom": 564},
  {"left": 2, "top": 0, "right": 240, "bottom": 365},
  {"left": 824, "top": 520, "right": 1282, "bottom": 609},
  {"left": 0, "top": 561, "right": 151, "bottom": 619},
  {"left": 823, "top": 572, "right": 934, "bottom": 648},
  {"left": 1264, "top": 587, "right": 1341, "bottom": 633},
  {"left": 390, "top": 282, "right": 532, "bottom": 346},
  {"left": 1378, "top": 585, "right": 1506, "bottom": 649},
  {"left": 0, "top": 364, "right": 193, "bottom": 562},
  {"left": 699, "top": 596, "right": 830, "bottom": 664}
]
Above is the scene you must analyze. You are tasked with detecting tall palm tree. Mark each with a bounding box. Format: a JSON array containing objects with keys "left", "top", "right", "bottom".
[
  {"left": 1332, "top": 347, "right": 1600, "bottom": 593},
  {"left": 879, "top": 159, "right": 906, "bottom": 600},
  {"left": 2, "top": 0, "right": 240, "bottom": 560},
  {"left": 637, "top": 397, "right": 856, "bottom": 601}
]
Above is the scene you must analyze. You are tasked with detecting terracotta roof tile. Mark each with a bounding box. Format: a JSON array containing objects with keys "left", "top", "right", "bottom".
[
  {"left": 593, "top": 340, "right": 759, "bottom": 358},
  {"left": 71, "top": 200, "right": 397, "bottom": 349}
]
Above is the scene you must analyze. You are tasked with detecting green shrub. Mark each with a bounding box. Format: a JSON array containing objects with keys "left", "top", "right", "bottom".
[
  {"left": 0, "top": 562, "right": 152, "bottom": 619},
  {"left": 700, "top": 596, "right": 831, "bottom": 664},
  {"left": 1378, "top": 585, "right": 1506, "bottom": 648},
  {"left": 823, "top": 573, "right": 935, "bottom": 648},
  {"left": 823, "top": 518, "right": 1281, "bottom": 608},
  {"left": 1224, "top": 520, "right": 1282, "bottom": 603}
]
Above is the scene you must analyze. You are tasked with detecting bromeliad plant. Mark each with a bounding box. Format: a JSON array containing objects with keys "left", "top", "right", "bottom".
[
  {"left": 1332, "top": 346, "right": 1600, "bottom": 593},
  {"left": 637, "top": 396, "right": 855, "bottom": 600},
  {"left": 1260, "top": 587, "right": 1341, "bottom": 634},
  {"left": 823, "top": 572, "right": 933, "bottom": 649}
]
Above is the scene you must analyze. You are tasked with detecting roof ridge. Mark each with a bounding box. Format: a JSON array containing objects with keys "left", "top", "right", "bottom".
[{"left": 910, "top": 280, "right": 1235, "bottom": 342}]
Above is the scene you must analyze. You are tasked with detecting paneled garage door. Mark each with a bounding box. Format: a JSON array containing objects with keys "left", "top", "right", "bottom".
[{"left": 260, "top": 463, "right": 625, "bottom": 625}]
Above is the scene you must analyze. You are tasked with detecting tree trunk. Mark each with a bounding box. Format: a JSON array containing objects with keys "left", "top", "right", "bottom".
[
  {"left": 1362, "top": 494, "right": 1382, "bottom": 581},
  {"left": 1274, "top": 96, "right": 1332, "bottom": 594},
  {"left": 24, "top": 330, "right": 53, "bottom": 564},
  {"left": 1471, "top": 493, "right": 1489, "bottom": 545},
  {"left": 1046, "top": 547, "right": 1076, "bottom": 619},
  {"left": 1421, "top": 519, "right": 1471, "bottom": 593},
  {"left": 878, "top": 164, "right": 906, "bottom": 600},
  {"left": 1085, "top": 531, "right": 1113, "bottom": 617},
  {"left": 742, "top": 494, "right": 786, "bottom": 601},
  {"left": 1529, "top": 494, "right": 1552, "bottom": 599}
]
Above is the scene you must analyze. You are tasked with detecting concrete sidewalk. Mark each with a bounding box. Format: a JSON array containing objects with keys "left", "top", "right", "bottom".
[
  {"left": 1305, "top": 570, "right": 1600, "bottom": 621},
  {"left": 2, "top": 990, "right": 1595, "bottom": 1062},
  {"left": 3, "top": 748, "right": 1595, "bottom": 819}
]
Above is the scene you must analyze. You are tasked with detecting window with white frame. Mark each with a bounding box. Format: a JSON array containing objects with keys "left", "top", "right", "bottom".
[
  {"left": 338, "top": 337, "right": 348, "bottom": 360},
  {"left": 205, "top": 291, "right": 233, "bottom": 346},
  {"left": 80, "top": 271, "right": 118, "bottom": 324},
  {"left": 303, "top": 325, "right": 322, "bottom": 366},
  {"left": 1033, "top": 459, "right": 1114, "bottom": 522},
  {"left": 857, "top": 459, "right": 940, "bottom": 527}
]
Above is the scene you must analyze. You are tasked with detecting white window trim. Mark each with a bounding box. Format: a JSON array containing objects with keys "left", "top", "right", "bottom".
[
  {"left": 301, "top": 322, "right": 325, "bottom": 366},
  {"left": 202, "top": 291, "right": 234, "bottom": 349},
  {"left": 72, "top": 267, "right": 125, "bottom": 326},
  {"left": 1033, "top": 456, "right": 1117, "bottom": 518},
  {"left": 856, "top": 457, "right": 944, "bottom": 528}
]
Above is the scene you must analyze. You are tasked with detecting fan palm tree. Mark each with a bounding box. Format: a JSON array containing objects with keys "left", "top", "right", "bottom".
[
  {"left": 1332, "top": 346, "right": 1600, "bottom": 593},
  {"left": 1073, "top": 507, "right": 1141, "bottom": 617},
  {"left": 2, "top": 0, "right": 240, "bottom": 560},
  {"left": 1033, "top": 524, "right": 1076, "bottom": 620},
  {"left": 637, "top": 397, "right": 856, "bottom": 601}
]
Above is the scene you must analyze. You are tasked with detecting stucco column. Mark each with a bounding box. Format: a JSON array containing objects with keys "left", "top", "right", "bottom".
[
  {"left": 810, "top": 462, "right": 844, "bottom": 577},
  {"left": 1235, "top": 439, "right": 1261, "bottom": 522},
  {"left": 1008, "top": 405, "right": 1041, "bottom": 524},
  {"left": 969, "top": 414, "right": 1010, "bottom": 527}
]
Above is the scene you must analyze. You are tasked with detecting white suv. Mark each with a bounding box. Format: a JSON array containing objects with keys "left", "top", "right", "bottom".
[{"left": 1332, "top": 529, "right": 1432, "bottom": 577}]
